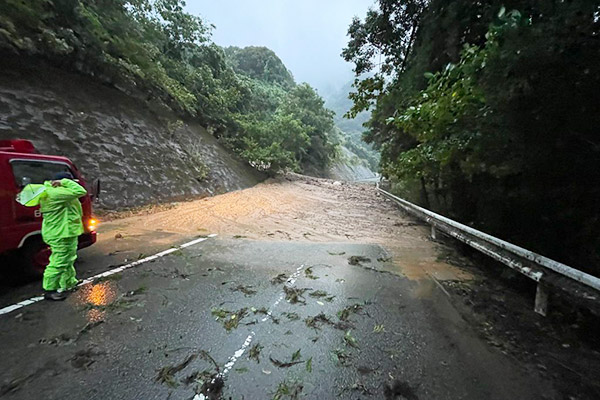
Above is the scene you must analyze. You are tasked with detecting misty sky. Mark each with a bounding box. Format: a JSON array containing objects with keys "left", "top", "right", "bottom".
[{"left": 184, "top": 0, "right": 374, "bottom": 94}]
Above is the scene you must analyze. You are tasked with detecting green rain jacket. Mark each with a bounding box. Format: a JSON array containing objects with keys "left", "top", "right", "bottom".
[{"left": 22, "top": 179, "right": 87, "bottom": 240}]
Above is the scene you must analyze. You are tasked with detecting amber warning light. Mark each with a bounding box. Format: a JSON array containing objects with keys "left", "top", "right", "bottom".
[{"left": 88, "top": 218, "right": 99, "bottom": 232}]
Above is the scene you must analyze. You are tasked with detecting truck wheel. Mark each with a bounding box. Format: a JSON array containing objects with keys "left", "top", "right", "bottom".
[{"left": 20, "top": 237, "right": 50, "bottom": 279}]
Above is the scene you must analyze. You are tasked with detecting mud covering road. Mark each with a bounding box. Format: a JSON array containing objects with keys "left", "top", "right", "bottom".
[{"left": 0, "top": 175, "right": 595, "bottom": 399}]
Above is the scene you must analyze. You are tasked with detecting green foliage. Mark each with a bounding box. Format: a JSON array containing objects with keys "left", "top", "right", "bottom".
[
  {"left": 346, "top": 1, "right": 600, "bottom": 273},
  {"left": 224, "top": 46, "right": 295, "bottom": 88},
  {"left": 0, "top": 0, "right": 339, "bottom": 175}
]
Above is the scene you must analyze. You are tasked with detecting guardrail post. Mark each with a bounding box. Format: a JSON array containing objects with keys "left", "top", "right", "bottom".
[
  {"left": 431, "top": 225, "right": 437, "bottom": 240},
  {"left": 534, "top": 283, "right": 549, "bottom": 316}
]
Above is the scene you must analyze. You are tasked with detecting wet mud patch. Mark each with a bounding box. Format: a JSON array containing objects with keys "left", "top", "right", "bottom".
[
  {"left": 69, "top": 347, "right": 105, "bottom": 370},
  {"left": 39, "top": 320, "right": 104, "bottom": 346},
  {"left": 0, "top": 361, "right": 56, "bottom": 397},
  {"left": 384, "top": 379, "right": 419, "bottom": 400}
]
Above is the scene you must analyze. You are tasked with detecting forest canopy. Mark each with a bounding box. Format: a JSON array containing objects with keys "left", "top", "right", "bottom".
[
  {"left": 0, "top": 0, "right": 340, "bottom": 174},
  {"left": 344, "top": 0, "right": 600, "bottom": 274}
]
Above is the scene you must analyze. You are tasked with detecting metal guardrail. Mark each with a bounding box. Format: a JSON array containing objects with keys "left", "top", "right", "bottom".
[{"left": 377, "top": 185, "right": 600, "bottom": 316}]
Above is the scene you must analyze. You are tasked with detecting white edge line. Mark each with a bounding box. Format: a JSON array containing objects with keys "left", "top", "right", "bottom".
[{"left": 0, "top": 235, "right": 216, "bottom": 317}]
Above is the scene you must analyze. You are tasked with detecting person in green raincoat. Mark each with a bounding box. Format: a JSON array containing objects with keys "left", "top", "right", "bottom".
[{"left": 20, "top": 172, "right": 87, "bottom": 300}]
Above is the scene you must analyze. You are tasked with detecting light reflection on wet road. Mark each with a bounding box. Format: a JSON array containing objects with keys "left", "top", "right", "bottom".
[{"left": 73, "top": 281, "right": 118, "bottom": 323}]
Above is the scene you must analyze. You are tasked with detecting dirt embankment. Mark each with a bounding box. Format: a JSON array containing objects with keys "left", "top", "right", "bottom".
[{"left": 0, "top": 57, "right": 264, "bottom": 210}]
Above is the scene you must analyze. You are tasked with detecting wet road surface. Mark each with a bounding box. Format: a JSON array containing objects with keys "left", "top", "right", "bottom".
[{"left": 0, "top": 237, "right": 554, "bottom": 399}]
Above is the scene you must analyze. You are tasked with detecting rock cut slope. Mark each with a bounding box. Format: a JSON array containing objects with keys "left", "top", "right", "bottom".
[{"left": 0, "top": 58, "right": 264, "bottom": 210}]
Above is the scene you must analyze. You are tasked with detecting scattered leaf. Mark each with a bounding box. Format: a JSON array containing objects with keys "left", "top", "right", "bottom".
[
  {"left": 291, "top": 349, "right": 301, "bottom": 362},
  {"left": 283, "top": 286, "right": 308, "bottom": 304},
  {"left": 305, "top": 313, "right": 331, "bottom": 330},
  {"left": 283, "top": 312, "right": 300, "bottom": 320},
  {"left": 337, "top": 304, "right": 363, "bottom": 321},
  {"left": 270, "top": 356, "right": 304, "bottom": 368},
  {"left": 309, "top": 290, "right": 328, "bottom": 298},
  {"left": 306, "top": 357, "right": 312, "bottom": 373},
  {"left": 212, "top": 307, "right": 248, "bottom": 331},
  {"left": 211, "top": 308, "right": 228, "bottom": 319},
  {"left": 273, "top": 380, "right": 303, "bottom": 400},
  {"left": 348, "top": 256, "right": 371, "bottom": 265},
  {"left": 231, "top": 284, "right": 257, "bottom": 296},
  {"left": 304, "top": 267, "right": 318, "bottom": 280},
  {"left": 253, "top": 307, "right": 269, "bottom": 315},
  {"left": 249, "top": 343, "right": 264, "bottom": 363},
  {"left": 330, "top": 348, "right": 351, "bottom": 366},
  {"left": 271, "top": 273, "right": 288, "bottom": 285},
  {"left": 155, "top": 354, "right": 196, "bottom": 387},
  {"left": 125, "top": 285, "right": 147, "bottom": 297},
  {"left": 344, "top": 330, "right": 359, "bottom": 348}
]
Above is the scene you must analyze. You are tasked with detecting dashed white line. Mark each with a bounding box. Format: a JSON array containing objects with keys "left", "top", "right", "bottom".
[
  {"left": 221, "top": 332, "right": 256, "bottom": 376},
  {"left": 0, "top": 234, "right": 217, "bottom": 317},
  {"left": 195, "top": 264, "right": 307, "bottom": 400},
  {"left": 261, "top": 264, "right": 305, "bottom": 322}
]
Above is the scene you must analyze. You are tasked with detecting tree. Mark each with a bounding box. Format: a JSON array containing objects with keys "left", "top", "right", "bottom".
[{"left": 345, "top": 1, "right": 600, "bottom": 273}]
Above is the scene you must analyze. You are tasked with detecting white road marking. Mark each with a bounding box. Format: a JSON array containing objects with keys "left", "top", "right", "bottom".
[
  {"left": 221, "top": 332, "right": 255, "bottom": 376},
  {"left": 0, "top": 235, "right": 216, "bottom": 317},
  {"left": 196, "top": 264, "right": 307, "bottom": 399},
  {"left": 261, "top": 264, "right": 305, "bottom": 322}
]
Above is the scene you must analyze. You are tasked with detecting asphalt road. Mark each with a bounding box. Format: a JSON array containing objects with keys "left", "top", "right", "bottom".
[{"left": 0, "top": 237, "right": 555, "bottom": 399}]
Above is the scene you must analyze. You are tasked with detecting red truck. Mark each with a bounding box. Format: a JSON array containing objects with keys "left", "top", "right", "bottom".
[{"left": 0, "top": 139, "right": 99, "bottom": 278}]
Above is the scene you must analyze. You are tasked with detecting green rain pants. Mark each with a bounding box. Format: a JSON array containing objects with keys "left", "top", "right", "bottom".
[{"left": 42, "top": 237, "right": 79, "bottom": 291}]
